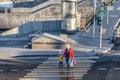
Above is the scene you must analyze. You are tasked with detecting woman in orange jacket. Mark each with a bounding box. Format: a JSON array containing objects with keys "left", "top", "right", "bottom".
[{"left": 63, "top": 44, "right": 74, "bottom": 68}]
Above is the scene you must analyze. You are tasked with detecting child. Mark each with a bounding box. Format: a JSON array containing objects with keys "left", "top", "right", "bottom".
[{"left": 59, "top": 54, "right": 64, "bottom": 68}]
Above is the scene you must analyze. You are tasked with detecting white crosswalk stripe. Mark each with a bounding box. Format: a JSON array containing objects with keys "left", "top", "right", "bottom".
[{"left": 20, "top": 56, "right": 99, "bottom": 80}]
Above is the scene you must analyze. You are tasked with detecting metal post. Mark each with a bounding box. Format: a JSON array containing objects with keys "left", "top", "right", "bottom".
[
  {"left": 107, "top": 6, "right": 109, "bottom": 27},
  {"left": 61, "top": 1, "right": 66, "bottom": 30},
  {"left": 99, "top": 25, "right": 102, "bottom": 48},
  {"left": 99, "top": 17, "right": 103, "bottom": 48},
  {"left": 93, "top": 0, "right": 97, "bottom": 38}
]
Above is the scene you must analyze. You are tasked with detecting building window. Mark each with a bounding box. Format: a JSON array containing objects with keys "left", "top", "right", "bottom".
[{"left": 33, "top": 41, "right": 65, "bottom": 46}]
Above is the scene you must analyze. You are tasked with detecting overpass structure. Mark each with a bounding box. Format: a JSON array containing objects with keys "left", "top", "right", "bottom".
[{"left": 0, "top": 0, "right": 94, "bottom": 37}]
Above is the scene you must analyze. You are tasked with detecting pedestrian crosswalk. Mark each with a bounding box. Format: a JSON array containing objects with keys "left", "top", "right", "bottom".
[{"left": 19, "top": 56, "right": 99, "bottom": 80}]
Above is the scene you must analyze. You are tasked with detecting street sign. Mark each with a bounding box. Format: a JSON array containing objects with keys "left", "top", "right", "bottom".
[
  {"left": 101, "top": 6, "right": 106, "bottom": 11},
  {"left": 108, "top": 6, "right": 114, "bottom": 10},
  {"left": 102, "top": 0, "right": 106, "bottom": 2},
  {"left": 100, "top": 11, "right": 105, "bottom": 17},
  {"left": 116, "top": 7, "right": 120, "bottom": 10},
  {"left": 0, "top": 1, "right": 13, "bottom": 8}
]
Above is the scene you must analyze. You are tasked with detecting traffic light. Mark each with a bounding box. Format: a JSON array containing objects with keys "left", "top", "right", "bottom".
[{"left": 97, "top": 16, "right": 102, "bottom": 26}]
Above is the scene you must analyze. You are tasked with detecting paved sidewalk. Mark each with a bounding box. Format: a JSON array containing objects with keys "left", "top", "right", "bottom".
[
  {"left": 69, "top": 37, "right": 113, "bottom": 54},
  {"left": 67, "top": 17, "right": 114, "bottom": 54},
  {"left": 0, "top": 26, "right": 114, "bottom": 59},
  {"left": 68, "top": 0, "right": 120, "bottom": 54},
  {"left": 1, "top": 4, "right": 118, "bottom": 59}
]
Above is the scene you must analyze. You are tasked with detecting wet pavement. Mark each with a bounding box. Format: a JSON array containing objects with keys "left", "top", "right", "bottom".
[
  {"left": 19, "top": 55, "right": 99, "bottom": 80},
  {"left": 83, "top": 53, "right": 120, "bottom": 80},
  {"left": 0, "top": 64, "right": 37, "bottom": 80},
  {"left": 0, "top": 51, "right": 120, "bottom": 80}
]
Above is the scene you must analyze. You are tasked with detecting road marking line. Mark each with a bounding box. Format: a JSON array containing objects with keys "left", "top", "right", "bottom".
[
  {"left": 99, "top": 68, "right": 107, "bottom": 71},
  {"left": 10, "top": 69, "right": 18, "bottom": 72},
  {"left": 31, "top": 70, "right": 88, "bottom": 73},
  {"left": 114, "top": 68, "right": 120, "bottom": 70},
  {"left": 25, "top": 75, "right": 83, "bottom": 78},
  {"left": 24, "top": 69, "right": 32, "bottom": 72},
  {"left": 0, "top": 69, "right": 4, "bottom": 72}
]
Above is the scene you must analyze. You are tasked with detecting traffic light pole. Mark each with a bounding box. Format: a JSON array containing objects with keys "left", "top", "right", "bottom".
[
  {"left": 99, "top": 20, "right": 103, "bottom": 48},
  {"left": 99, "top": 1, "right": 106, "bottom": 48}
]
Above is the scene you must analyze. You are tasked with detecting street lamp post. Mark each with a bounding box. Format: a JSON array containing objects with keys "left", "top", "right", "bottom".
[
  {"left": 107, "top": 6, "right": 109, "bottom": 27},
  {"left": 100, "top": 18, "right": 103, "bottom": 48},
  {"left": 93, "top": 0, "right": 97, "bottom": 38}
]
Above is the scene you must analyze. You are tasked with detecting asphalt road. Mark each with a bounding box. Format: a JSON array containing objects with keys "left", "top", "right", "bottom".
[
  {"left": 0, "top": 64, "right": 38, "bottom": 80},
  {"left": 83, "top": 49, "right": 120, "bottom": 80}
]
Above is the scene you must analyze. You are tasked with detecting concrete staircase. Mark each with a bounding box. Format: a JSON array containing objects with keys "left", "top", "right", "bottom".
[{"left": 19, "top": 55, "right": 99, "bottom": 80}]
